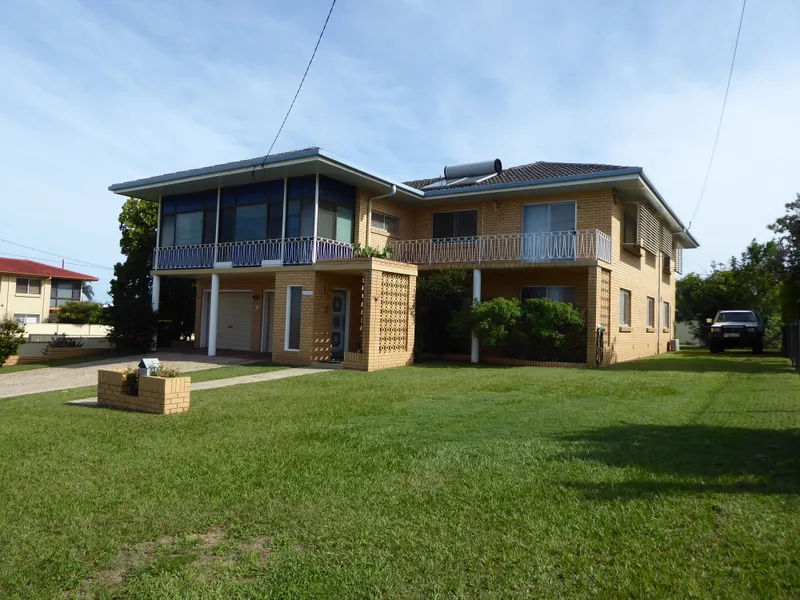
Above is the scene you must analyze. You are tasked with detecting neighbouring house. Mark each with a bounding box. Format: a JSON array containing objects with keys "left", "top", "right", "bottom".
[
  {"left": 0, "top": 258, "right": 99, "bottom": 325},
  {"left": 109, "top": 147, "right": 698, "bottom": 370}
]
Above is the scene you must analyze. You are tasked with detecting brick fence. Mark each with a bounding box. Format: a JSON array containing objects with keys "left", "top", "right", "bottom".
[
  {"left": 3, "top": 347, "right": 107, "bottom": 366},
  {"left": 97, "top": 369, "right": 191, "bottom": 414}
]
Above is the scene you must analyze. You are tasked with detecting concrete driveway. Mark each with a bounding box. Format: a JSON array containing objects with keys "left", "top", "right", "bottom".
[{"left": 0, "top": 353, "right": 255, "bottom": 399}]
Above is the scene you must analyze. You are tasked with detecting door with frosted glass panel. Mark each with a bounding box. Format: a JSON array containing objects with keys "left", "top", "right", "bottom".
[{"left": 522, "top": 202, "right": 576, "bottom": 262}]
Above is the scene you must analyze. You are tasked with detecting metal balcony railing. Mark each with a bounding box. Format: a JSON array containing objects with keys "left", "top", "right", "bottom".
[{"left": 388, "top": 230, "right": 612, "bottom": 265}]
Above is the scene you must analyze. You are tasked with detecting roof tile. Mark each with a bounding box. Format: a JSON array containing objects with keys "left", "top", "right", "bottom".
[{"left": 0, "top": 258, "right": 98, "bottom": 281}]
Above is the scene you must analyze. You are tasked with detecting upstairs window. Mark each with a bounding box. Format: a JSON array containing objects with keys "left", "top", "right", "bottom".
[
  {"left": 16, "top": 278, "right": 42, "bottom": 295},
  {"left": 317, "top": 176, "right": 355, "bottom": 243},
  {"left": 51, "top": 280, "right": 82, "bottom": 307},
  {"left": 623, "top": 210, "right": 638, "bottom": 245},
  {"left": 371, "top": 211, "right": 399, "bottom": 235},
  {"left": 285, "top": 176, "right": 316, "bottom": 239},
  {"left": 161, "top": 190, "right": 218, "bottom": 247},
  {"left": 219, "top": 180, "right": 284, "bottom": 243},
  {"left": 432, "top": 210, "right": 478, "bottom": 239}
]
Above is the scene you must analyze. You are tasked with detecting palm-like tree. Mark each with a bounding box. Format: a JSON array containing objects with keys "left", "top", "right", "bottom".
[{"left": 82, "top": 283, "right": 95, "bottom": 301}]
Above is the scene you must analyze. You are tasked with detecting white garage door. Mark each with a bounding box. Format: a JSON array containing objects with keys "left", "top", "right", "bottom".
[{"left": 216, "top": 292, "right": 253, "bottom": 351}]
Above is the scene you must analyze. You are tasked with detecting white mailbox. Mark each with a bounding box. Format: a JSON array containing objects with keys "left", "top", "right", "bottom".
[{"left": 138, "top": 358, "right": 160, "bottom": 378}]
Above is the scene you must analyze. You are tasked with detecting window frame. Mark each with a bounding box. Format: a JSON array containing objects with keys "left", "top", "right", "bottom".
[
  {"left": 646, "top": 296, "right": 656, "bottom": 330},
  {"left": 619, "top": 289, "right": 632, "bottom": 328},
  {"left": 432, "top": 209, "right": 478, "bottom": 240},
  {"left": 623, "top": 209, "right": 639, "bottom": 245},
  {"left": 520, "top": 285, "right": 577, "bottom": 305},
  {"left": 13, "top": 314, "right": 40, "bottom": 325},
  {"left": 15, "top": 278, "right": 42, "bottom": 295},
  {"left": 371, "top": 211, "right": 400, "bottom": 235},
  {"left": 285, "top": 285, "right": 303, "bottom": 351},
  {"left": 663, "top": 301, "right": 671, "bottom": 331}
]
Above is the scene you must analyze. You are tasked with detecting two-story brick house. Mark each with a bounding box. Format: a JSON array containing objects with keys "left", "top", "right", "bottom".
[{"left": 109, "top": 147, "right": 697, "bottom": 370}]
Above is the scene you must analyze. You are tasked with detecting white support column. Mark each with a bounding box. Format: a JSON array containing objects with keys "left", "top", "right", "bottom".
[
  {"left": 471, "top": 268, "right": 482, "bottom": 364},
  {"left": 208, "top": 273, "right": 220, "bottom": 357},
  {"left": 150, "top": 274, "right": 161, "bottom": 351},
  {"left": 311, "top": 172, "right": 320, "bottom": 263}
]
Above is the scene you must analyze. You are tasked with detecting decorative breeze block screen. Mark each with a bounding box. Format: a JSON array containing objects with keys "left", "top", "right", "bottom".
[{"left": 379, "top": 273, "right": 410, "bottom": 353}]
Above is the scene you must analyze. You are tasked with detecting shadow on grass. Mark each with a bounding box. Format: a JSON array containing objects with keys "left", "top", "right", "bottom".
[
  {"left": 412, "top": 360, "right": 513, "bottom": 369},
  {"left": 608, "top": 351, "right": 793, "bottom": 374},
  {"left": 560, "top": 423, "right": 800, "bottom": 497}
]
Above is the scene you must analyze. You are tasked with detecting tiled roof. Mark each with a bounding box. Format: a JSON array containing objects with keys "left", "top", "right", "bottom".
[
  {"left": 0, "top": 258, "right": 98, "bottom": 281},
  {"left": 404, "top": 161, "right": 635, "bottom": 191}
]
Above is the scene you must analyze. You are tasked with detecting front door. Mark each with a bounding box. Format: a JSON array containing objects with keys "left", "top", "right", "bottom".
[{"left": 331, "top": 290, "right": 347, "bottom": 361}]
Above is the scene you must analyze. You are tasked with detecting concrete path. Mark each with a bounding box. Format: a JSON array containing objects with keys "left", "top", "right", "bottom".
[
  {"left": 67, "top": 367, "right": 329, "bottom": 407},
  {"left": 0, "top": 353, "right": 255, "bottom": 399}
]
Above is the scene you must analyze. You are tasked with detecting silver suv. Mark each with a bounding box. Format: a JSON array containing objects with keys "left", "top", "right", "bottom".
[{"left": 708, "top": 310, "right": 765, "bottom": 354}]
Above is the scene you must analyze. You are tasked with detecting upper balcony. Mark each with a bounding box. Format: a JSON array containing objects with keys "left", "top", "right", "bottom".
[{"left": 153, "top": 229, "right": 611, "bottom": 271}]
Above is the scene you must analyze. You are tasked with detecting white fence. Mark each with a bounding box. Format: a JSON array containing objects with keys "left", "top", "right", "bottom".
[{"left": 24, "top": 323, "right": 112, "bottom": 338}]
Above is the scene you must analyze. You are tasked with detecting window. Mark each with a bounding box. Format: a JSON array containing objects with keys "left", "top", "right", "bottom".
[
  {"left": 371, "top": 211, "right": 399, "bottom": 235},
  {"left": 663, "top": 301, "right": 671, "bottom": 330},
  {"left": 16, "top": 278, "right": 42, "bottom": 295},
  {"left": 318, "top": 176, "right": 356, "bottom": 243},
  {"left": 521, "top": 286, "right": 576, "bottom": 304},
  {"left": 286, "top": 286, "right": 303, "bottom": 351},
  {"left": 646, "top": 297, "right": 655, "bottom": 329},
  {"left": 284, "top": 176, "right": 316, "bottom": 239},
  {"left": 619, "top": 289, "right": 632, "bottom": 327},
  {"left": 623, "top": 210, "right": 638, "bottom": 245},
  {"left": 160, "top": 190, "right": 218, "bottom": 247},
  {"left": 13, "top": 314, "right": 39, "bottom": 325},
  {"left": 50, "top": 280, "right": 82, "bottom": 308},
  {"left": 432, "top": 210, "right": 478, "bottom": 239},
  {"left": 219, "top": 180, "right": 284, "bottom": 243},
  {"left": 522, "top": 201, "right": 577, "bottom": 262}
]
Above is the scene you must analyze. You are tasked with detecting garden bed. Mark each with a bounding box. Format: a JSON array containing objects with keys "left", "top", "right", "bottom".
[{"left": 97, "top": 369, "right": 191, "bottom": 414}]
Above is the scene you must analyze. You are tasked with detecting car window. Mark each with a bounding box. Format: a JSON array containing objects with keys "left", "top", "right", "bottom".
[{"left": 716, "top": 312, "right": 756, "bottom": 323}]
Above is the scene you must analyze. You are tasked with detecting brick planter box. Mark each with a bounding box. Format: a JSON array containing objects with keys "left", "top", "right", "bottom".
[{"left": 97, "top": 369, "right": 191, "bottom": 414}]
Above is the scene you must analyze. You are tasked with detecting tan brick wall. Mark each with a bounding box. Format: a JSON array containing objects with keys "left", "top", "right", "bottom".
[
  {"left": 3, "top": 347, "right": 106, "bottom": 366},
  {"left": 272, "top": 271, "right": 317, "bottom": 365},
  {"left": 480, "top": 267, "right": 590, "bottom": 309},
  {"left": 97, "top": 370, "right": 190, "bottom": 414},
  {"left": 407, "top": 190, "right": 613, "bottom": 241},
  {"left": 605, "top": 201, "right": 675, "bottom": 362}
]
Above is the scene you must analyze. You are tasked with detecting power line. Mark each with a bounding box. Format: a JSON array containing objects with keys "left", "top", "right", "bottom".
[
  {"left": 688, "top": 0, "right": 747, "bottom": 230},
  {"left": 0, "top": 237, "right": 114, "bottom": 271},
  {"left": 257, "top": 0, "right": 338, "bottom": 170}
]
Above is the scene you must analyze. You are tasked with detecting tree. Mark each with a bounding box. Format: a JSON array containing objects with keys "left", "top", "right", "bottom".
[
  {"left": 0, "top": 319, "right": 26, "bottom": 366},
  {"left": 415, "top": 269, "right": 469, "bottom": 354},
  {"left": 81, "top": 283, "right": 95, "bottom": 301},
  {"left": 769, "top": 193, "right": 800, "bottom": 322},
  {"left": 676, "top": 239, "right": 785, "bottom": 344},
  {"left": 107, "top": 199, "right": 196, "bottom": 352},
  {"left": 55, "top": 301, "right": 106, "bottom": 325}
]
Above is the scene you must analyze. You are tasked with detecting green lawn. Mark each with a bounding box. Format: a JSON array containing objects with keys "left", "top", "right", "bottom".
[
  {"left": 0, "top": 353, "right": 112, "bottom": 374},
  {"left": 1, "top": 351, "right": 798, "bottom": 599}
]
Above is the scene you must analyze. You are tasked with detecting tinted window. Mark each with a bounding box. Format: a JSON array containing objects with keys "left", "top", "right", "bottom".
[{"left": 716, "top": 312, "right": 756, "bottom": 323}]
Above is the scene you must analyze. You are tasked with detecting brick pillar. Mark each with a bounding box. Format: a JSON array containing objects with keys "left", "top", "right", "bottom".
[
  {"left": 586, "top": 266, "right": 602, "bottom": 365},
  {"left": 361, "top": 270, "right": 382, "bottom": 371}
]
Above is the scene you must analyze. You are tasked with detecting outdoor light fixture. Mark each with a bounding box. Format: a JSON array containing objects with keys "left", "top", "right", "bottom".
[{"left": 252, "top": 294, "right": 260, "bottom": 301}]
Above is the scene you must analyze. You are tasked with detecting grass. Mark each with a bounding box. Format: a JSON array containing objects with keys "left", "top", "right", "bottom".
[
  {"left": 0, "top": 350, "right": 798, "bottom": 598},
  {"left": 0, "top": 353, "right": 112, "bottom": 374}
]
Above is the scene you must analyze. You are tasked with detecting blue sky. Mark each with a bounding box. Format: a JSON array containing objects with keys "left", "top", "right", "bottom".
[{"left": 1, "top": 0, "right": 798, "bottom": 301}]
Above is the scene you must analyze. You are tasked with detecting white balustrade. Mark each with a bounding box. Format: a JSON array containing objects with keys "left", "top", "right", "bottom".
[
  {"left": 389, "top": 230, "right": 612, "bottom": 265},
  {"left": 153, "top": 244, "right": 215, "bottom": 270}
]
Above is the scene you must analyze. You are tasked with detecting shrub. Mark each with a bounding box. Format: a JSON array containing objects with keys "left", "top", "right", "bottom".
[
  {"left": 352, "top": 243, "right": 394, "bottom": 260},
  {"left": 0, "top": 319, "right": 27, "bottom": 366},
  {"left": 514, "top": 299, "right": 586, "bottom": 362},
  {"left": 122, "top": 367, "right": 139, "bottom": 396},
  {"left": 41, "top": 334, "right": 85, "bottom": 355},
  {"left": 152, "top": 364, "right": 181, "bottom": 378},
  {"left": 55, "top": 301, "right": 106, "bottom": 325},
  {"left": 451, "top": 297, "right": 522, "bottom": 348}
]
